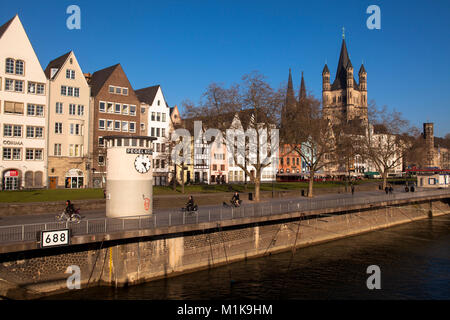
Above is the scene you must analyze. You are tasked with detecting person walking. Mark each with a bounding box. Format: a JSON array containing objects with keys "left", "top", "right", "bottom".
[{"left": 351, "top": 184, "right": 355, "bottom": 196}]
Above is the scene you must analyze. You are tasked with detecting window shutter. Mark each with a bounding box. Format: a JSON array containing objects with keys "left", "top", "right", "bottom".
[
  {"left": 4, "top": 101, "right": 15, "bottom": 113},
  {"left": 14, "top": 102, "right": 24, "bottom": 114}
]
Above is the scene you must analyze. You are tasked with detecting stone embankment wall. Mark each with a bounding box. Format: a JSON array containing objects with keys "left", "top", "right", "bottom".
[{"left": 0, "top": 199, "right": 448, "bottom": 299}]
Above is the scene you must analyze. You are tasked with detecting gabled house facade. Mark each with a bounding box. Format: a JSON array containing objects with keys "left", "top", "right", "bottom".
[
  {"left": 88, "top": 64, "right": 142, "bottom": 188},
  {"left": 0, "top": 15, "right": 48, "bottom": 190},
  {"left": 45, "top": 51, "right": 91, "bottom": 188}
]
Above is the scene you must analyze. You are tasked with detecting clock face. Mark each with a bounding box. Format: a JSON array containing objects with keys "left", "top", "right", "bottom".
[{"left": 134, "top": 155, "right": 151, "bottom": 174}]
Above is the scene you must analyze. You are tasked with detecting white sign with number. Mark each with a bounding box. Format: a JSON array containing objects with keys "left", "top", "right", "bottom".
[{"left": 41, "top": 230, "right": 70, "bottom": 248}]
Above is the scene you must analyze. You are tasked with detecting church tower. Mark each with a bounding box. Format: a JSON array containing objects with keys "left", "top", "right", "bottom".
[{"left": 322, "top": 31, "right": 368, "bottom": 125}]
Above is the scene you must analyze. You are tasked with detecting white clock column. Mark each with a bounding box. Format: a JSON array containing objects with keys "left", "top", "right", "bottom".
[{"left": 104, "top": 136, "right": 156, "bottom": 218}]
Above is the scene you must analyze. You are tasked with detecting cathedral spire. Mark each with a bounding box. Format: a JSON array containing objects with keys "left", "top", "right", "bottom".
[{"left": 299, "top": 71, "right": 306, "bottom": 101}]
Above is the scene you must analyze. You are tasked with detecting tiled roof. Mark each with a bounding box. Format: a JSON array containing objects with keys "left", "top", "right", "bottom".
[
  {"left": 0, "top": 15, "right": 15, "bottom": 39},
  {"left": 89, "top": 64, "right": 120, "bottom": 96},
  {"left": 44, "top": 51, "right": 72, "bottom": 79}
]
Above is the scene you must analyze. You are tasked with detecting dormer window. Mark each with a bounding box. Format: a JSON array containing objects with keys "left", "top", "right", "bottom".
[{"left": 51, "top": 68, "right": 59, "bottom": 78}]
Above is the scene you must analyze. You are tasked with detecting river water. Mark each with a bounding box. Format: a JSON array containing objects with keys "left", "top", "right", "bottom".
[{"left": 46, "top": 214, "right": 450, "bottom": 300}]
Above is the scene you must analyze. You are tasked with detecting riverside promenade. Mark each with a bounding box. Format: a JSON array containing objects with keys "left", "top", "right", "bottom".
[{"left": 1, "top": 186, "right": 449, "bottom": 248}]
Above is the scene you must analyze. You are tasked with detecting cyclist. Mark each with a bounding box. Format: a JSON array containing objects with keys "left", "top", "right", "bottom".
[
  {"left": 65, "top": 200, "right": 76, "bottom": 218},
  {"left": 231, "top": 192, "right": 241, "bottom": 207},
  {"left": 186, "top": 196, "right": 196, "bottom": 211}
]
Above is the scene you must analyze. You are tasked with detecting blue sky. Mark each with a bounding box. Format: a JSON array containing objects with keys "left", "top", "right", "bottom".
[{"left": 2, "top": 0, "right": 450, "bottom": 136}]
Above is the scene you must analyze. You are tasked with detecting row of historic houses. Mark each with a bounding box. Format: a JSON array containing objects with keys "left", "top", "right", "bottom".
[
  {"left": 0, "top": 14, "right": 402, "bottom": 190},
  {"left": 0, "top": 15, "right": 176, "bottom": 190}
]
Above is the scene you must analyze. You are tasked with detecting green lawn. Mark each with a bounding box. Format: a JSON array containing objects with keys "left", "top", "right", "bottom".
[
  {"left": 0, "top": 180, "right": 365, "bottom": 203},
  {"left": 0, "top": 188, "right": 105, "bottom": 203}
]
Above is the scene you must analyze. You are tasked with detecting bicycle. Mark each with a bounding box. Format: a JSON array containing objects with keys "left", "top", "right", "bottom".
[{"left": 55, "top": 209, "right": 81, "bottom": 223}]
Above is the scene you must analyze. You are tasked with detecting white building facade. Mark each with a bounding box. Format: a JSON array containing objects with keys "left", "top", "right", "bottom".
[
  {"left": 135, "top": 85, "right": 171, "bottom": 186},
  {"left": 0, "top": 15, "right": 48, "bottom": 190}
]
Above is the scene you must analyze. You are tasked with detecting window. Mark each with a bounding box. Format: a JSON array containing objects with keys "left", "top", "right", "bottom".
[
  {"left": 56, "top": 102, "right": 63, "bottom": 114},
  {"left": 141, "top": 107, "right": 145, "bottom": 114},
  {"left": 55, "top": 122, "right": 63, "bottom": 134},
  {"left": 26, "top": 126, "right": 34, "bottom": 138},
  {"left": 140, "top": 123, "right": 145, "bottom": 131},
  {"left": 130, "top": 105, "right": 136, "bottom": 116},
  {"left": 151, "top": 112, "right": 155, "bottom": 121},
  {"left": 69, "top": 104, "right": 76, "bottom": 115},
  {"left": 107, "top": 103, "right": 113, "bottom": 113},
  {"left": 107, "top": 120, "right": 113, "bottom": 131},
  {"left": 66, "top": 69, "right": 75, "bottom": 79},
  {"left": 4, "top": 101, "right": 24, "bottom": 114},
  {"left": 74, "top": 88, "right": 79, "bottom": 97},
  {"left": 54, "top": 144, "right": 62, "bottom": 156},
  {"left": 99, "top": 102, "right": 106, "bottom": 112},
  {"left": 122, "top": 88, "right": 128, "bottom": 95},
  {"left": 67, "top": 87, "right": 73, "bottom": 96},
  {"left": 12, "top": 148, "right": 21, "bottom": 160},
  {"left": 162, "top": 128, "right": 166, "bottom": 137},
  {"left": 26, "top": 104, "right": 44, "bottom": 117},
  {"left": 161, "top": 160, "right": 165, "bottom": 169},
  {"left": 5, "top": 79, "right": 13, "bottom": 91},
  {"left": 35, "top": 127, "right": 43, "bottom": 138},
  {"left": 26, "top": 149, "right": 34, "bottom": 160},
  {"left": 2, "top": 148, "right": 12, "bottom": 160},
  {"left": 27, "top": 104, "right": 35, "bottom": 116},
  {"left": 5, "top": 58, "right": 14, "bottom": 74},
  {"left": 61, "top": 86, "right": 67, "bottom": 95},
  {"left": 157, "top": 112, "right": 161, "bottom": 121},
  {"left": 15, "top": 60, "right": 24, "bottom": 75},
  {"left": 114, "top": 121, "right": 121, "bottom": 131},
  {"left": 161, "top": 143, "right": 165, "bottom": 152},
  {"left": 122, "top": 104, "right": 128, "bottom": 115},
  {"left": 77, "top": 105, "right": 84, "bottom": 116},
  {"left": 99, "top": 119, "right": 105, "bottom": 130},
  {"left": 14, "top": 80, "right": 23, "bottom": 92},
  {"left": 98, "top": 137, "right": 104, "bottom": 147},
  {"left": 13, "top": 125, "right": 22, "bottom": 137},
  {"left": 156, "top": 143, "right": 160, "bottom": 152},
  {"left": 115, "top": 103, "right": 121, "bottom": 114},
  {"left": 122, "top": 121, "right": 128, "bottom": 132},
  {"left": 157, "top": 100, "right": 160, "bottom": 106},
  {"left": 109, "top": 86, "right": 114, "bottom": 93},
  {"left": 221, "top": 165, "right": 225, "bottom": 171},
  {"left": 98, "top": 155, "right": 105, "bottom": 166},
  {"left": 151, "top": 127, "right": 155, "bottom": 137},
  {"left": 34, "top": 149, "right": 43, "bottom": 160},
  {"left": 28, "top": 82, "right": 36, "bottom": 94},
  {"left": 213, "top": 164, "right": 217, "bottom": 171},
  {"left": 115, "top": 87, "right": 121, "bottom": 94},
  {"left": 129, "top": 122, "right": 136, "bottom": 133},
  {"left": 162, "top": 113, "right": 166, "bottom": 122},
  {"left": 28, "top": 82, "right": 45, "bottom": 94},
  {"left": 37, "top": 83, "right": 45, "bottom": 95},
  {"left": 156, "top": 128, "right": 160, "bottom": 137},
  {"left": 3, "top": 124, "right": 12, "bottom": 137}
]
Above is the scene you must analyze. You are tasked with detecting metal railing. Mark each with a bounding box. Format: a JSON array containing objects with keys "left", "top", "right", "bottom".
[{"left": 1, "top": 188, "right": 449, "bottom": 245}]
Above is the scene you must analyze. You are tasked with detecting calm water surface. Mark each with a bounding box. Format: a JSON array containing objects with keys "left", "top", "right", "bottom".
[{"left": 46, "top": 214, "right": 450, "bottom": 300}]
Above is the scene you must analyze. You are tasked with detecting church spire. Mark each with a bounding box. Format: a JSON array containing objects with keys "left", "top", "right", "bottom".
[
  {"left": 299, "top": 71, "right": 306, "bottom": 101},
  {"left": 285, "top": 68, "right": 296, "bottom": 110}
]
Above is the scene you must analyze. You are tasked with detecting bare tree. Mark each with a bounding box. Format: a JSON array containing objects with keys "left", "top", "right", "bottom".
[
  {"left": 281, "top": 96, "right": 345, "bottom": 197},
  {"left": 357, "top": 104, "right": 414, "bottom": 190},
  {"left": 184, "top": 72, "right": 282, "bottom": 201}
]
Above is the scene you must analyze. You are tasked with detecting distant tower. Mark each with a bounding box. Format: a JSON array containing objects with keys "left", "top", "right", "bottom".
[
  {"left": 322, "top": 33, "right": 368, "bottom": 124},
  {"left": 281, "top": 68, "right": 297, "bottom": 135},
  {"left": 423, "top": 123, "right": 435, "bottom": 167},
  {"left": 299, "top": 71, "right": 306, "bottom": 101}
]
